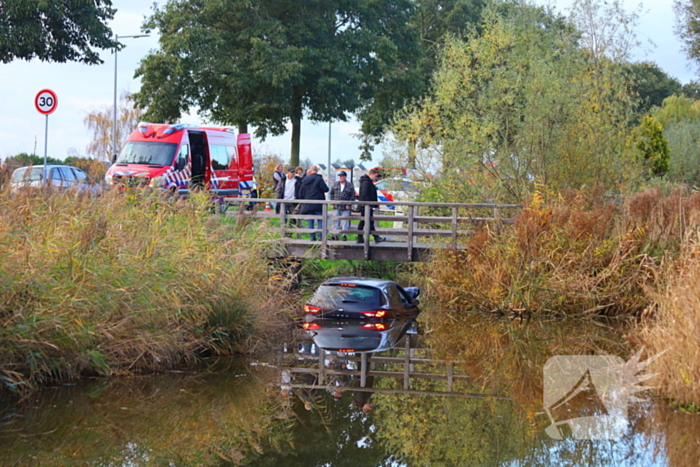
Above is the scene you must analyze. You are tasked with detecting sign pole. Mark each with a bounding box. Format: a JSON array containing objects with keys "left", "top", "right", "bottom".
[
  {"left": 44, "top": 114, "right": 49, "bottom": 182},
  {"left": 35, "top": 88, "right": 58, "bottom": 185}
]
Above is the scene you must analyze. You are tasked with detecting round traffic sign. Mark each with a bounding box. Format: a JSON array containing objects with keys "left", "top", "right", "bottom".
[{"left": 35, "top": 89, "right": 58, "bottom": 115}]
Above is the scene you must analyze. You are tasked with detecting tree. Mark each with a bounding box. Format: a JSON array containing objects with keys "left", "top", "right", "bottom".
[
  {"left": 391, "top": 4, "right": 641, "bottom": 202},
  {"left": 651, "top": 95, "right": 700, "bottom": 183},
  {"left": 357, "top": 0, "right": 488, "bottom": 160},
  {"left": 634, "top": 116, "right": 670, "bottom": 177},
  {"left": 674, "top": 0, "right": 700, "bottom": 69},
  {"left": 0, "top": 0, "right": 118, "bottom": 64},
  {"left": 4, "top": 153, "right": 62, "bottom": 170},
  {"left": 569, "top": 0, "right": 646, "bottom": 64},
  {"left": 133, "top": 0, "right": 418, "bottom": 167},
  {"left": 84, "top": 92, "right": 143, "bottom": 161},
  {"left": 623, "top": 62, "right": 682, "bottom": 116}
]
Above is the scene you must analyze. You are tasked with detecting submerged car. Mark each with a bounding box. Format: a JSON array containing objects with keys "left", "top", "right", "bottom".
[
  {"left": 302, "top": 315, "right": 418, "bottom": 353},
  {"left": 303, "top": 277, "right": 420, "bottom": 320},
  {"left": 10, "top": 165, "right": 101, "bottom": 195}
]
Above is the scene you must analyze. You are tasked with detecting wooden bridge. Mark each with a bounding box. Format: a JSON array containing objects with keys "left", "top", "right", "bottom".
[{"left": 222, "top": 198, "right": 519, "bottom": 262}]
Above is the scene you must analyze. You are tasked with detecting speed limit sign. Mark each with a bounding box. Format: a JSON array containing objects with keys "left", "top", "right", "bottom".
[{"left": 35, "top": 89, "right": 58, "bottom": 115}]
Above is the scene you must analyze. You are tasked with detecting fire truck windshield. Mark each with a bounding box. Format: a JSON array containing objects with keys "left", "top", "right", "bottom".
[{"left": 116, "top": 142, "right": 178, "bottom": 166}]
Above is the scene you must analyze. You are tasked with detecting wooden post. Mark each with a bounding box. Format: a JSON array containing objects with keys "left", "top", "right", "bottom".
[
  {"left": 447, "top": 362, "right": 454, "bottom": 393},
  {"left": 280, "top": 201, "right": 287, "bottom": 237},
  {"left": 319, "top": 348, "right": 325, "bottom": 384},
  {"left": 451, "top": 206, "right": 458, "bottom": 250},
  {"left": 403, "top": 334, "right": 411, "bottom": 390},
  {"left": 321, "top": 203, "right": 329, "bottom": 254},
  {"left": 361, "top": 352, "right": 368, "bottom": 388},
  {"left": 407, "top": 205, "right": 414, "bottom": 261},
  {"left": 364, "top": 204, "right": 371, "bottom": 260}
]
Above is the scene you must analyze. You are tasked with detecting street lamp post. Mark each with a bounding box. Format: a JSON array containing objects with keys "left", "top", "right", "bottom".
[{"left": 113, "top": 33, "right": 149, "bottom": 162}]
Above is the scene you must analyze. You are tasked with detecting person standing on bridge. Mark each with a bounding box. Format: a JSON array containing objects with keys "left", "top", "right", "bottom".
[
  {"left": 275, "top": 167, "right": 301, "bottom": 234},
  {"left": 329, "top": 171, "right": 355, "bottom": 241},
  {"left": 298, "top": 165, "right": 329, "bottom": 241},
  {"left": 356, "top": 168, "right": 385, "bottom": 244}
]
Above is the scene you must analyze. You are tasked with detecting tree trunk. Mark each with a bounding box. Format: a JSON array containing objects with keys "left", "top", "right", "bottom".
[
  {"left": 408, "top": 137, "right": 417, "bottom": 167},
  {"left": 238, "top": 123, "right": 248, "bottom": 134},
  {"left": 290, "top": 86, "right": 303, "bottom": 167}
]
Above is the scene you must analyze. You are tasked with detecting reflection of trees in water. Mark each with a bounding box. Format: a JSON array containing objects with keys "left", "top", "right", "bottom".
[
  {"left": 371, "top": 381, "right": 529, "bottom": 466},
  {"left": 0, "top": 364, "right": 292, "bottom": 466}
]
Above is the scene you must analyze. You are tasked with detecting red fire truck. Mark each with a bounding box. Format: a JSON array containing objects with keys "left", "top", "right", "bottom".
[{"left": 104, "top": 122, "right": 255, "bottom": 197}]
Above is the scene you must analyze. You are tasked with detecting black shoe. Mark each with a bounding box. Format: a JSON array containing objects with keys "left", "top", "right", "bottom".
[
  {"left": 373, "top": 236, "right": 386, "bottom": 243},
  {"left": 328, "top": 234, "right": 338, "bottom": 241},
  {"left": 342, "top": 235, "right": 347, "bottom": 241},
  {"left": 356, "top": 236, "right": 364, "bottom": 244}
]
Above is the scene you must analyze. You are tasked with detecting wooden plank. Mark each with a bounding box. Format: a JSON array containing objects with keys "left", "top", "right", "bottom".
[
  {"left": 404, "top": 336, "right": 410, "bottom": 390},
  {"left": 287, "top": 367, "right": 471, "bottom": 381},
  {"left": 363, "top": 205, "right": 370, "bottom": 260},
  {"left": 288, "top": 384, "right": 510, "bottom": 400}
]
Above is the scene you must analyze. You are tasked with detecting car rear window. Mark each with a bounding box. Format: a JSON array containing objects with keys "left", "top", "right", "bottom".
[
  {"left": 11, "top": 167, "right": 43, "bottom": 182},
  {"left": 309, "top": 285, "right": 383, "bottom": 309}
]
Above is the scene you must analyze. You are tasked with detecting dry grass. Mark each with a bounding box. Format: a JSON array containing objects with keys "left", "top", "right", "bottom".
[
  {"left": 0, "top": 188, "right": 291, "bottom": 393},
  {"left": 637, "top": 230, "right": 700, "bottom": 407},
  {"left": 421, "top": 186, "right": 700, "bottom": 317}
]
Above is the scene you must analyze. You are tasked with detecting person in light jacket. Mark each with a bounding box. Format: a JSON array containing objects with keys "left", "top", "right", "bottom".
[{"left": 329, "top": 171, "right": 355, "bottom": 241}]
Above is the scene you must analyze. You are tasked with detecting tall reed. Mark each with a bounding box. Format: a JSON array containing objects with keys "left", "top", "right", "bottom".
[
  {"left": 638, "top": 230, "right": 700, "bottom": 407},
  {"left": 0, "top": 189, "right": 288, "bottom": 393}
]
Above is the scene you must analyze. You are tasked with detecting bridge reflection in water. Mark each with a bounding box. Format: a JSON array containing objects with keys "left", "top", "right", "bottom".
[
  {"left": 221, "top": 198, "right": 520, "bottom": 261},
  {"left": 261, "top": 330, "right": 510, "bottom": 402}
]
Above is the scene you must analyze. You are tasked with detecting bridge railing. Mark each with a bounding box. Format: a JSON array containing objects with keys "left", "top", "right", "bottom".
[{"left": 221, "top": 198, "right": 521, "bottom": 260}]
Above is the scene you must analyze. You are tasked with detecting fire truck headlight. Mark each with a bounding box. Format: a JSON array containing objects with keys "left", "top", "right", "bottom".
[
  {"left": 105, "top": 173, "right": 114, "bottom": 185},
  {"left": 149, "top": 176, "right": 165, "bottom": 188}
]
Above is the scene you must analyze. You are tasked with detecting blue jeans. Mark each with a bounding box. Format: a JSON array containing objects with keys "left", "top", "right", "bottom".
[
  {"left": 307, "top": 211, "right": 323, "bottom": 240},
  {"left": 333, "top": 208, "right": 351, "bottom": 235}
]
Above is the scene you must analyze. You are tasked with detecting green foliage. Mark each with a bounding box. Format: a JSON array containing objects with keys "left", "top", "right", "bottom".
[
  {"left": 635, "top": 116, "right": 670, "bottom": 177},
  {"left": 651, "top": 95, "right": 700, "bottom": 184},
  {"left": 393, "top": 4, "right": 642, "bottom": 203},
  {"left": 674, "top": 0, "right": 700, "bottom": 69},
  {"left": 5, "top": 153, "right": 62, "bottom": 169},
  {"left": 134, "top": 0, "right": 419, "bottom": 166},
  {"left": 623, "top": 61, "right": 682, "bottom": 116},
  {"left": 0, "top": 0, "right": 117, "bottom": 64}
]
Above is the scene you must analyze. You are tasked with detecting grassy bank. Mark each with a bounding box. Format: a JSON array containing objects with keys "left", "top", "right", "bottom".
[{"left": 0, "top": 189, "right": 289, "bottom": 393}]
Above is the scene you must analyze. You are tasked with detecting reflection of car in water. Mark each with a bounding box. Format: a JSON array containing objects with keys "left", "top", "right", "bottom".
[
  {"left": 303, "top": 315, "right": 418, "bottom": 353},
  {"left": 303, "top": 277, "right": 420, "bottom": 320}
]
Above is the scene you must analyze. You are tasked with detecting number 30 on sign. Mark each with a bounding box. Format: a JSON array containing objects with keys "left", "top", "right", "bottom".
[{"left": 35, "top": 89, "right": 58, "bottom": 115}]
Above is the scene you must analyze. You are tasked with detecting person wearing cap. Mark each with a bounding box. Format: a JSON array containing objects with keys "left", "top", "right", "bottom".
[
  {"left": 329, "top": 171, "right": 356, "bottom": 241},
  {"left": 275, "top": 167, "right": 301, "bottom": 234}
]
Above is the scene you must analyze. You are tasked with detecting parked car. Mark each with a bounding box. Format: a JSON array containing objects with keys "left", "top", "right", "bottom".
[
  {"left": 303, "top": 277, "right": 420, "bottom": 320},
  {"left": 10, "top": 165, "right": 102, "bottom": 195},
  {"left": 302, "top": 315, "right": 418, "bottom": 353}
]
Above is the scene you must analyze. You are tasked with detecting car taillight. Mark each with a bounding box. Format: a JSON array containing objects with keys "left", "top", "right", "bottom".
[
  {"left": 302, "top": 322, "right": 321, "bottom": 330},
  {"left": 361, "top": 323, "right": 386, "bottom": 331},
  {"left": 361, "top": 310, "right": 386, "bottom": 318},
  {"left": 304, "top": 305, "right": 322, "bottom": 314}
]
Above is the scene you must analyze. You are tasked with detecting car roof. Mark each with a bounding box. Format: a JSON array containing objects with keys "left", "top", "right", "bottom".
[
  {"left": 321, "top": 277, "right": 396, "bottom": 288},
  {"left": 13, "top": 164, "right": 80, "bottom": 170}
]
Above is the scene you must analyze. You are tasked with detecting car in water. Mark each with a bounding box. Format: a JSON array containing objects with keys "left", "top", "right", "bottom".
[
  {"left": 303, "top": 277, "right": 420, "bottom": 320},
  {"left": 302, "top": 315, "right": 418, "bottom": 353},
  {"left": 10, "top": 165, "right": 102, "bottom": 195}
]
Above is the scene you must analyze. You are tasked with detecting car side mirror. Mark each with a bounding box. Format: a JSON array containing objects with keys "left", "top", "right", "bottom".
[{"left": 405, "top": 287, "right": 420, "bottom": 299}]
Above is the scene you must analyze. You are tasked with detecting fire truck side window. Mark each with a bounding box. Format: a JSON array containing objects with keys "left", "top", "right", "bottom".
[
  {"left": 176, "top": 145, "right": 188, "bottom": 170},
  {"left": 210, "top": 145, "right": 229, "bottom": 170}
]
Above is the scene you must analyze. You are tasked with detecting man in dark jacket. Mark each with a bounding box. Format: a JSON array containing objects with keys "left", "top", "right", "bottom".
[
  {"left": 357, "top": 168, "right": 385, "bottom": 243},
  {"left": 298, "top": 165, "right": 329, "bottom": 241},
  {"left": 329, "top": 171, "right": 355, "bottom": 241}
]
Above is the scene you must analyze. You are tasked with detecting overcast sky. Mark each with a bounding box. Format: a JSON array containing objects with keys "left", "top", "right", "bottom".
[{"left": 0, "top": 0, "right": 695, "bottom": 167}]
